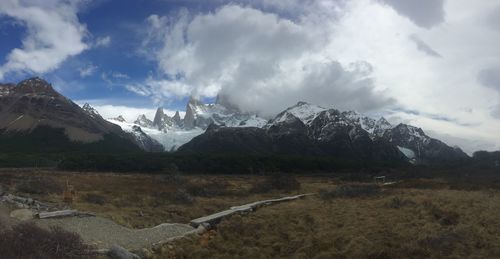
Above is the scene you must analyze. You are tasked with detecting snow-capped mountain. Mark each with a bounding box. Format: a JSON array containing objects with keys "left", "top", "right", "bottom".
[
  {"left": 268, "top": 102, "right": 391, "bottom": 139},
  {"left": 178, "top": 101, "right": 469, "bottom": 164}
]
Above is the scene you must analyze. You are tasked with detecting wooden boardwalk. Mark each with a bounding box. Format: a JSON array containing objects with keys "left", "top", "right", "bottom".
[{"left": 190, "top": 193, "right": 314, "bottom": 227}]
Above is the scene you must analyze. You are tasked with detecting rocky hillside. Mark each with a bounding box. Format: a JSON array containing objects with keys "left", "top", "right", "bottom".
[{"left": 0, "top": 77, "right": 160, "bottom": 152}]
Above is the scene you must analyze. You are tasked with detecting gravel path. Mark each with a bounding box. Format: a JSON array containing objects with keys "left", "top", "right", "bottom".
[{"left": 36, "top": 217, "right": 195, "bottom": 250}]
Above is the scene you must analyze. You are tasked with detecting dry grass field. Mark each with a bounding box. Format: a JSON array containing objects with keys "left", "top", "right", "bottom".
[{"left": 2, "top": 169, "right": 500, "bottom": 258}]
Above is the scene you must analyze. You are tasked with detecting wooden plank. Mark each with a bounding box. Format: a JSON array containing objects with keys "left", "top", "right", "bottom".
[
  {"left": 190, "top": 209, "right": 238, "bottom": 226},
  {"left": 190, "top": 193, "right": 314, "bottom": 227},
  {"left": 38, "top": 209, "right": 78, "bottom": 219}
]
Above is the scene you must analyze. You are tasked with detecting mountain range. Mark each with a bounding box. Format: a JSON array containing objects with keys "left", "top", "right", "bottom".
[{"left": 0, "top": 77, "right": 469, "bottom": 164}]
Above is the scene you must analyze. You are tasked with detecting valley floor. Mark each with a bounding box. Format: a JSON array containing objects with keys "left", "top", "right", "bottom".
[{"left": 1, "top": 169, "right": 500, "bottom": 258}]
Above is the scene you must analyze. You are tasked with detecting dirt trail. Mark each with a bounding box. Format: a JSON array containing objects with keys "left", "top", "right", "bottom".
[{"left": 36, "top": 217, "right": 195, "bottom": 250}]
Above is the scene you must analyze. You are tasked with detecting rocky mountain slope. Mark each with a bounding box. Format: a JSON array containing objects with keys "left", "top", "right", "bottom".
[{"left": 0, "top": 77, "right": 160, "bottom": 152}]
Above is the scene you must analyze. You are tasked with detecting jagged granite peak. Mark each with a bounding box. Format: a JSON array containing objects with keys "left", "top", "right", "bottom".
[
  {"left": 134, "top": 114, "right": 154, "bottom": 128},
  {"left": 183, "top": 103, "right": 196, "bottom": 129},
  {"left": 172, "top": 111, "right": 182, "bottom": 126},
  {"left": 153, "top": 107, "right": 165, "bottom": 127},
  {"left": 183, "top": 95, "right": 205, "bottom": 129},
  {"left": 153, "top": 107, "right": 174, "bottom": 131},
  {"left": 82, "top": 103, "right": 102, "bottom": 119}
]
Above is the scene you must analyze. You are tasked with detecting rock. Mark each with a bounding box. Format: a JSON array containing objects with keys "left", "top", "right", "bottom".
[
  {"left": 108, "top": 244, "right": 140, "bottom": 259},
  {"left": 10, "top": 209, "right": 34, "bottom": 221}
]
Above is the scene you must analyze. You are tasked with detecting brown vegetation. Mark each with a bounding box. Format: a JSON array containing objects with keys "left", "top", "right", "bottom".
[
  {"left": 0, "top": 221, "right": 95, "bottom": 259},
  {"left": 152, "top": 182, "right": 500, "bottom": 258},
  {"left": 3, "top": 169, "right": 500, "bottom": 258},
  {"left": 16, "top": 175, "right": 63, "bottom": 195}
]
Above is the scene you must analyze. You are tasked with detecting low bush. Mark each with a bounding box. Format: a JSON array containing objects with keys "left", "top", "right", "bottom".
[
  {"left": 319, "top": 184, "right": 380, "bottom": 200},
  {"left": 16, "top": 176, "right": 62, "bottom": 195},
  {"left": 0, "top": 222, "right": 95, "bottom": 259},
  {"left": 250, "top": 174, "right": 301, "bottom": 193}
]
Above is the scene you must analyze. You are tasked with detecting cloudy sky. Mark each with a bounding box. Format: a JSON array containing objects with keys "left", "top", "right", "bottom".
[{"left": 1, "top": 0, "right": 500, "bottom": 153}]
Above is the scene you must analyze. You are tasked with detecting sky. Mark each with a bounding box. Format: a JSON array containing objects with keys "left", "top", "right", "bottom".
[{"left": 0, "top": 0, "right": 500, "bottom": 154}]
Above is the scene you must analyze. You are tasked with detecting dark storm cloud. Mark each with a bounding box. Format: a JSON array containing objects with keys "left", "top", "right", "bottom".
[{"left": 378, "top": 0, "right": 445, "bottom": 28}]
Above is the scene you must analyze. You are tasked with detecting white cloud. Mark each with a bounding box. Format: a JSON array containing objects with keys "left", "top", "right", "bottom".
[
  {"left": 78, "top": 63, "right": 97, "bottom": 78},
  {"left": 94, "top": 35, "right": 111, "bottom": 47},
  {"left": 139, "top": 4, "right": 393, "bottom": 116},
  {"left": 101, "top": 71, "right": 130, "bottom": 86},
  {"left": 0, "top": 0, "right": 89, "bottom": 79}
]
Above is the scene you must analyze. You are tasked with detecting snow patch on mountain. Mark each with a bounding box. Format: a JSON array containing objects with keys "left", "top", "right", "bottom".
[
  {"left": 107, "top": 118, "right": 202, "bottom": 151},
  {"left": 397, "top": 146, "right": 415, "bottom": 159},
  {"left": 271, "top": 102, "right": 326, "bottom": 126}
]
